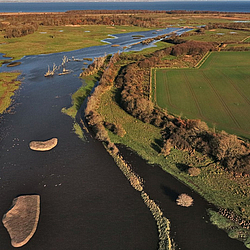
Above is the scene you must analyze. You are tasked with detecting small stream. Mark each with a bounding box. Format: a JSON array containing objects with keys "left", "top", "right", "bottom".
[{"left": 0, "top": 28, "right": 246, "bottom": 249}]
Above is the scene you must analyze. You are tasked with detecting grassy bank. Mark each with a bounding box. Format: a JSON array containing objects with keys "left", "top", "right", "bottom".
[
  {"left": 0, "top": 72, "right": 21, "bottom": 114},
  {"left": 62, "top": 75, "right": 97, "bottom": 118},
  {"left": 182, "top": 28, "right": 250, "bottom": 43},
  {"left": 0, "top": 25, "right": 153, "bottom": 61},
  {"left": 61, "top": 74, "right": 98, "bottom": 140},
  {"left": 97, "top": 86, "right": 250, "bottom": 247},
  {"left": 127, "top": 41, "right": 173, "bottom": 56}
]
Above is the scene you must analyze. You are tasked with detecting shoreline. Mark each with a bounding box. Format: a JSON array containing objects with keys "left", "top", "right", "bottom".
[
  {"left": 0, "top": 12, "right": 61, "bottom": 15},
  {"left": 0, "top": 38, "right": 160, "bottom": 249}
]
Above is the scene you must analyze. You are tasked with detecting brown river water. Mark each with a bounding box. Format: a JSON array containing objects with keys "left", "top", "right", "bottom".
[{"left": 0, "top": 29, "right": 247, "bottom": 249}]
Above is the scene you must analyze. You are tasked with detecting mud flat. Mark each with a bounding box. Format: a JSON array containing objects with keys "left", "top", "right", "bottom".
[
  {"left": 2, "top": 195, "right": 40, "bottom": 248},
  {"left": 29, "top": 138, "right": 58, "bottom": 151}
]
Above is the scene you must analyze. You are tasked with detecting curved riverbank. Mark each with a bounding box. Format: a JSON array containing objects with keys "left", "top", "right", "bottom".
[
  {"left": 0, "top": 29, "right": 176, "bottom": 249},
  {"left": 0, "top": 28, "right": 248, "bottom": 249},
  {"left": 93, "top": 72, "right": 249, "bottom": 249}
]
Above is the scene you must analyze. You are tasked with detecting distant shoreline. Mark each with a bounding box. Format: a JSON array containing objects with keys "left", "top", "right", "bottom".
[
  {"left": 0, "top": 12, "right": 60, "bottom": 15},
  {"left": 0, "top": 1, "right": 249, "bottom": 13}
]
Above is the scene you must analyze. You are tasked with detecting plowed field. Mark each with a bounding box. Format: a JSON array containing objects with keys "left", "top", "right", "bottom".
[{"left": 152, "top": 51, "right": 250, "bottom": 138}]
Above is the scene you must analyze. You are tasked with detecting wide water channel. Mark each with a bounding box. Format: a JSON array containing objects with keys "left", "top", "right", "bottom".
[{"left": 0, "top": 28, "right": 247, "bottom": 250}]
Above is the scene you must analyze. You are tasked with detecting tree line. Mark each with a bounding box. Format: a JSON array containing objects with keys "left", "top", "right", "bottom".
[
  {"left": 83, "top": 42, "right": 250, "bottom": 175},
  {"left": 2, "top": 9, "right": 250, "bottom": 38},
  {"left": 113, "top": 40, "right": 250, "bottom": 175},
  {"left": 82, "top": 33, "right": 250, "bottom": 175},
  {"left": 0, "top": 10, "right": 166, "bottom": 38},
  {"left": 3, "top": 22, "right": 39, "bottom": 38}
]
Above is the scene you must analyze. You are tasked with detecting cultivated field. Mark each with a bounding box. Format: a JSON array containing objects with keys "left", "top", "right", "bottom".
[{"left": 152, "top": 51, "right": 250, "bottom": 138}]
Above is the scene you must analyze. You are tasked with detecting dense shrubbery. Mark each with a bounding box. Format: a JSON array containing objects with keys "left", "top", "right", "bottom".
[
  {"left": 3, "top": 22, "right": 39, "bottom": 38},
  {"left": 113, "top": 44, "right": 250, "bottom": 175},
  {"left": 170, "top": 40, "right": 216, "bottom": 56},
  {"left": 1, "top": 10, "right": 250, "bottom": 38},
  {"left": 80, "top": 56, "right": 106, "bottom": 77},
  {"left": 84, "top": 53, "right": 122, "bottom": 154},
  {"left": 0, "top": 10, "right": 165, "bottom": 38},
  {"left": 161, "top": 118, "right": 250, "bottom": 174}
]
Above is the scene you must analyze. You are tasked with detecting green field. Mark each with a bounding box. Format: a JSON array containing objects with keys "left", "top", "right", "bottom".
[{"left": 153, "top": 51, "right": 250, "bottom": 138}]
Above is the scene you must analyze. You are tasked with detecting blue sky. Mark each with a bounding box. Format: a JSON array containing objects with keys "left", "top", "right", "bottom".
[
  {"left": 1, "top": 0, "right": 250, "bottom": 2},
  {"left": 0, "top": 0, "right": 250, "bottom": 2}
]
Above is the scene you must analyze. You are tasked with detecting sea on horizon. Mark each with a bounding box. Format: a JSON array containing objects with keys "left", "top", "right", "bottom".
[{"left": 0, "top": 1, "right": 250, "bottom": 13}]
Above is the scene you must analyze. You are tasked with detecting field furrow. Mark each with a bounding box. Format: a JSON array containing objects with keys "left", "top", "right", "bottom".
[
  {"left": 201, "top": 70, "right": 240, "bottom": 128},
  {"left": 152, "top": 51, "right": 250, "bottom": 138},
  {"left": 184, "top": 70, "right": 232, "bottom": 125},
  {"left": 163, "top": 72, "right": 176, "bottom": 108},
  {"left": 182, "top": 71, "right": 204, "bottom": 118}
]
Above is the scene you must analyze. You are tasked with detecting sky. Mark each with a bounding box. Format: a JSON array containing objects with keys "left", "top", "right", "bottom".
[
  {"left": 0, "top": 0, "right": 250, "bottom": 2},
  {"left": 1, "top": 0, "right": 250, "bottom": 2}
]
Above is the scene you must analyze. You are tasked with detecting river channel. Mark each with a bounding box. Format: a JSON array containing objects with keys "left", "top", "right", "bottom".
[{"left": 0, "top": 28, "right": 247, "bottom": 250}]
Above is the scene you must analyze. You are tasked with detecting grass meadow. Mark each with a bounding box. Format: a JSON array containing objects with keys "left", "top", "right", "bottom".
[
  {"left": 153, "top": 51, "right": 250, "bottom": 139},
  {"left": 183, "top": 28, "right": 250, "bottom": 43},
  {"left": 0, "top": 25, "right": 152, "bottom": 61},
  {"left": 127, "top": 41, "right": 174, "bottom": 56}
]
